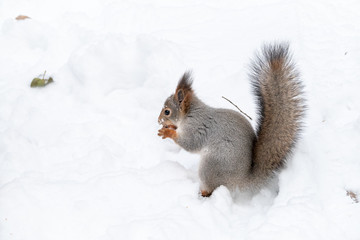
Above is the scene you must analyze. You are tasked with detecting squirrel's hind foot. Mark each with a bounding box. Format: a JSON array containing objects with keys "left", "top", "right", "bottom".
[{"left": 200, "top": 190, "right": 212, "bottom": 197}]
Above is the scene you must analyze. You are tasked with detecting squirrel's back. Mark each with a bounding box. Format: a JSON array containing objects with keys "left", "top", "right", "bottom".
[{"left": 249, "top": 43, "right": 305, "bottom": 187}]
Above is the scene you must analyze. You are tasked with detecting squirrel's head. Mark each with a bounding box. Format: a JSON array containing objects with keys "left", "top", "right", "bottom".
[{"left": 158, "top": 71, "right": 194, "bottom": 129}]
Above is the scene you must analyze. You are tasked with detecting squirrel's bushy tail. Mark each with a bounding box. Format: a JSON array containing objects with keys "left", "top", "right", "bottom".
[{"left": 249, "top": 43, "right": 305, "bottom": 187}]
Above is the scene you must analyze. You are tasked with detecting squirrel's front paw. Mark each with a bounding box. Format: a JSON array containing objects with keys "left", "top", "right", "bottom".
[{"left": 158, "top": 128, "right": 177, "bottom": 140}]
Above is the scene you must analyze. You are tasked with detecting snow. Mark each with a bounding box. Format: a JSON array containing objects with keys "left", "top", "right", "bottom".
[{"left": 1, "top": 0, "right": 360, "bottom": 239}]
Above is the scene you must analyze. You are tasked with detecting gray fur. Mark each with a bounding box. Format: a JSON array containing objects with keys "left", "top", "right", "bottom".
[
  {"left": 176, "top": 96, "right": 255, "bottom": 193},
  {"left": 158, "top": 43, "right": 305, "bottom": 195}
]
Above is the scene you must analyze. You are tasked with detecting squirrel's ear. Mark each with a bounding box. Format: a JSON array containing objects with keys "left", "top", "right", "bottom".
[
  {"left": 175, "top": 71, "right": 193, "bottom": 113},
  {"left": 175, "top": 71, "right": 193, "bottom": 103},
  {"left": 177, "top": 89, "right": 185, "bottom": 103}
]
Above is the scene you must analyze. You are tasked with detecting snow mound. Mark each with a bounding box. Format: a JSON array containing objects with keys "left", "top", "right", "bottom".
[{"left": 1, "top": 0, "right": 360, "bottom": 240}]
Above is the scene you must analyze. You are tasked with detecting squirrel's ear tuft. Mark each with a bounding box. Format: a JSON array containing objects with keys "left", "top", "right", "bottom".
[{"left": 175, "top": 71, "right": 193, "bottom": 96}]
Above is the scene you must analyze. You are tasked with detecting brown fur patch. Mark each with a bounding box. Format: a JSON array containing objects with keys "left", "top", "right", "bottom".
[
  {"left": 175, "top": 71, "right": 194, "bottom": 115},
  {"left": 269, "top": 57, "right": 285, "bottom": 71},
  {"left": 180, "top": 91, "right": 193, "bottom": 115}
]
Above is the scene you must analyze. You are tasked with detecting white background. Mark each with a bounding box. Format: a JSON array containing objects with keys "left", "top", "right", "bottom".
[{"left": 0, "top": 0, "right": 360, "bottom": 239}]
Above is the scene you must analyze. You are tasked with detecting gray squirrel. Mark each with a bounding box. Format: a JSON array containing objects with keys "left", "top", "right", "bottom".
[{"left": 158, "top": 43, "right": 305, "bottom": 197}]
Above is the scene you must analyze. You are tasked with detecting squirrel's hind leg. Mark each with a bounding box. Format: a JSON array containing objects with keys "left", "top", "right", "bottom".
[{"left": 198, "top": 157, "right": 219, "bottom": 197}]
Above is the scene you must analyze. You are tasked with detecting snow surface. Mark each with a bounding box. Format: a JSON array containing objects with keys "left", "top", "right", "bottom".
[{"left": 1, "top": 0, "right": 360, "bottom": 239}]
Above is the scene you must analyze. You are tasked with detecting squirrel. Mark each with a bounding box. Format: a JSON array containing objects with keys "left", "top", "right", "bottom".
[{"left": 158, "top": 43, "right": 305, "bottom": 197}]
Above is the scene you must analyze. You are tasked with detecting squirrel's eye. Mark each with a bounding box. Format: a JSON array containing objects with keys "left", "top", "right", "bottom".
[{"left": 164, "top": 109, "right": 170, "bottom": 116}]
